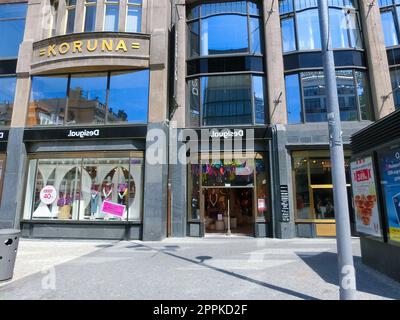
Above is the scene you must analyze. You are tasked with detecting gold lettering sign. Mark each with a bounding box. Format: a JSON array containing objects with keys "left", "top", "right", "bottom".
[{"left": 41, "top": 39, "right": 140, "bottom": 57}]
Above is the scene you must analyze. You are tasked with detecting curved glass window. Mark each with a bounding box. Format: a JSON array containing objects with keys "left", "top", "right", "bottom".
[
  {"left": 379, "top": 1, "right": 400, "bottom": 47},
  {"left": 28, "top": 70, "right": 149, "bottom": 126},
  {"left": 188, "top": 74, "right": 266, "bottom": 126},
  {"left": 187, "top": 1, "right": 263, "bottom": 58},
  {"left": 279, "top": 0, "right": 363, "bottom": 53},
  {"left": 284, "top": 69, "right": 373, "bottom": 123}
]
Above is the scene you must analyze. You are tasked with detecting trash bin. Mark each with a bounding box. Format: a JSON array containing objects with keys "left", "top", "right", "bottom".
[{"left": 0, "top": 229, "right": 21, "bottom": 281}]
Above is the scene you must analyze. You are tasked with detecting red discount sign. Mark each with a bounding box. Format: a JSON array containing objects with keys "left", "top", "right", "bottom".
[{"left": 40, "top": 186, "right": 57, "bottom": 205}]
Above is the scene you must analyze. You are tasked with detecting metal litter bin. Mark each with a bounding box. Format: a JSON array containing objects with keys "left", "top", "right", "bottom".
[{"left": 0, "top": 229, "right": 21, "bottom": 281}]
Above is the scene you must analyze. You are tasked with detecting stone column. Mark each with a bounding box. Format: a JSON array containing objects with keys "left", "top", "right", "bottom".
[
  {"left": 263, "top": 0, "right": 287, "bottom": 124},
  {"left": 0, "top": 0, "right": 42, "bottom": 228},
  {"left": 272, "top": 125, "right": 296, "bottom": 239},
  {"left": 95, "top": 0, "right": 104, "bottom": 31},
  {"left": 56, "top": 0, "right": 67, "bottom": 35},
  {"left": 119, "top": 0, "right": 127, "bottom": 32},
  {"left": 74, "top": 0, "right": 84, "bottom": 33},
  {"left": 359, "top": 0, "right": 395, "bottom": 119},
  {"left": 142, "top": 0, "right": 171, "bottom": 240},
  {"left": 167, "top": 1, "right": 187, "bottom": 237}
]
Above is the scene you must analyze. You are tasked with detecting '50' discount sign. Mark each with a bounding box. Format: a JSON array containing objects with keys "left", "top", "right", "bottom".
[{"left": 40, "top": 186, "right": 57, "bottom": 205}]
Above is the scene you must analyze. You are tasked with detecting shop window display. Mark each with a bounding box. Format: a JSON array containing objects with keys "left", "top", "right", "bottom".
[
  {"left": 23, "top": 154, "right": 143, "bottom": 222},
  {"left": 292, "top": 150, "right": 352, "bottom": 221}
]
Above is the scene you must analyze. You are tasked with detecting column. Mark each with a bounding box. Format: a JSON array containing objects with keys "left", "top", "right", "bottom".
[
  {"left": 118, "top": 0, "right": 127, "bottom": 32},
  {"left": 359, "top": 0, "right": 395, "bottom": 119},
  {"left": 263, "top": 0, "right": 287, "bottom": 124},
  {"left": 142, "top": 0, "right": 171, "bottom": 240},
  {"left": 74, "top": 0, "right": 84, "bottom": 33},
  {"left": 95, "top": 0, "right": 104, "bottom": 31},
  {"left": 0, "top": 0, "right": 42, "bottom": 228}
]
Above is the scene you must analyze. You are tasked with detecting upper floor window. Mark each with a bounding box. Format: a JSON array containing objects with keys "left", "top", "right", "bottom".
[
  {"left": 0, "top": 76, "right": 17, "bottom": 126},
  {"left": 84, "top": 0, "right": 97, "bottom": 32},
  {"left": 126, "top": 0, "right": 142, "bottom": 32},
  {"left": 379, "top": 0, "right": 400, "bottom": 47},
  {"left": 188, "top": 74, "right": 266, "bottom": 127},
  {"left": 65, "top": 0, "right": 76, "bottom": 34},
  {"left": 0, "top": 3, "right": 27, "bottom": 59},
  {"left": 279, "top": 0, "right": 363, "bottom": 53},
  {"left": 285, "top": 69, "right": 373, "bottom": 123},
  {"left": 104, "top": 0, "right": 119, "bottom": 31},
  {"left": 28, "top": 70, "right": 149, "bottom": 127},
  {"left": 187, "top": 1, "right": 263, "bottom": 58},
  {"left": 390, "top": 67, "right": 400, "bottom": 109}
]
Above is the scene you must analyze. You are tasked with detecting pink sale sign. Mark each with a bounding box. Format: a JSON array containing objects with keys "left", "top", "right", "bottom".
[{"left": 101, "top": 201, "right": 125, "bottom": 217}]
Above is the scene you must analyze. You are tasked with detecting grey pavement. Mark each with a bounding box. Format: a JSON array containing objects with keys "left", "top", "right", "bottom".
[{"left": 0, "top": 236, "right": 399, "bottom": 300}]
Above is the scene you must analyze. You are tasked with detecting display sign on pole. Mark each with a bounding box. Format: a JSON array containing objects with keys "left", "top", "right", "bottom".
[
  {"left": 350, "top": 156, "right": 381, "bottom": 237},
  {"left": 379, "top": 149, "right": 400, "bottom": 243}
]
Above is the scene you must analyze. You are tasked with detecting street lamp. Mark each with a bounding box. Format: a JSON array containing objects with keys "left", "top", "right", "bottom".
[{"left": 318, "top": 0, "right": 357, "bottom": 300}]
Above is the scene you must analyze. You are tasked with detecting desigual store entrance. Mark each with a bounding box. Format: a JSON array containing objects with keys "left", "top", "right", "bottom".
[{"left": 188, "top": 152, "right": 271, "bottom": 237}]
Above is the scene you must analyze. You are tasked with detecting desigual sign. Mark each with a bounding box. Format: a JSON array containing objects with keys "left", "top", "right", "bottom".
[
  {"left": 67, "top": 129, "right": 100, "bottom": 138},
  {"left": 39, "top": 39, "right": 140, "bottom": 57},
  {"left": 210, "top": 129, "right": 244, "bottom": 139}
]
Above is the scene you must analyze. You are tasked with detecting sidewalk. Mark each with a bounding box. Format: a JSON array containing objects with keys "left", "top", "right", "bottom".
[{"left": 1, "top": 237, "right": 399, "bottom": 300}]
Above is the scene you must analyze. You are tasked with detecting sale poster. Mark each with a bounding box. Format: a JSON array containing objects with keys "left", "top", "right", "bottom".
[
  {"left": 101, "top": 200, "right": 125, "bottom": 217},
  {"left": 379, "top": 149, "right": 400, "bottom": 243},
  {"left": 350, "top": 156, "right": 381, "bottom": 237}
]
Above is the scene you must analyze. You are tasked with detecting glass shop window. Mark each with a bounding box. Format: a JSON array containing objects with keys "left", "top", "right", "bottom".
[
  {"left": 23, "top": 155, "right": 144, "bottom": 222},
  {"left": 292, "top": 150, "right": 352, "bottom": 221}
]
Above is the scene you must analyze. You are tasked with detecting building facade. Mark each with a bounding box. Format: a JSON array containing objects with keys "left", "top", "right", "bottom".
[{"left": 0, "top": 0, "right": 396, "bottom": 240}]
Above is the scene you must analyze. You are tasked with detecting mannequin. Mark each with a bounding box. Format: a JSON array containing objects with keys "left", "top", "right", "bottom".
[
  {"left": 117, "top": 183, "right": 128, "bottom": 205},
  {"left": 90, "top": 184, "right": 100, "bottom": 220},
  {"left": 102, "top": 182, "right": 113, "bottom": 220}
]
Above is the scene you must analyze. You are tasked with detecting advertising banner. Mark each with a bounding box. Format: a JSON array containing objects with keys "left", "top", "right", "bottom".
[
  {"left": 350, "top": 157, "right": 381, "bottom": 237},
  {"left": 379, "top": 149, "right": 400, "bottom": 243},
  {"left": 101, "top": 201, "right": 125, "bottom": 217}
]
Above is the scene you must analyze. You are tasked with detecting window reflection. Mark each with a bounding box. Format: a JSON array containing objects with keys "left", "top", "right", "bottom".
[
  {"left": 285, "top": 70, "right": 373, "bottom": 123},
  {"left": 187, "top": 1, "right": 263, "bottom": 58},
  {"left": 108, "top": 70, "right": 149, "bottom": 123},
  {"left": 296, "top": 9, "right": 321, "bottom": 50},
  {"left": 0, "top": 3, "right": 27, "bottom": 58},
  {"left": 84, "top": 0, "right": 97, "bottom": 32},
  {"left": 67, "top": 73, "right": 107, "bottom": 125},
  {"left": 201, "top": 15, "right": 248, "bottom": 55},
  {"left": 0, "top": 77, "right": 16, "bottom": 126},
  {"left": 202, "top": 75, "right": 252, "bottom": 126},
  {"left": 188, "top": 74, "right": 266, "bottom": 127},
  {"left": 279, "top": 0, "right": 363, "bottom": 52},
  {"left": 390, "top": 68, "right": 400, "bottom": 109},
  {"left": 381, "top": 11, "right": 399, "bottom": 46},
  {"left": 29, "top": 70, "right": 149, "bottom": 126},
  {"left": 104, "top": 0, "right": 119, "bottom": 31},
  {"left": 281, "top": 17, "right": 296, "bottom": 53},
  {"left": 285, "top": 73, "right": 302, "bottom": 123},
  {"left": 126, "top": 0, "right": 142, "bottom": 32},
  {"left": 29, "top": 75, "right": 68, "bottom": 126}
]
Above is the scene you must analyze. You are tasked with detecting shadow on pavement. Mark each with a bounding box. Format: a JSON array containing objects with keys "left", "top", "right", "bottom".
[
  {"left": 297, "top": 251, "right": 400, "bottom": 300},
  {"left": 128, "top": 243, "right": 320, "bottom": 300}
]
